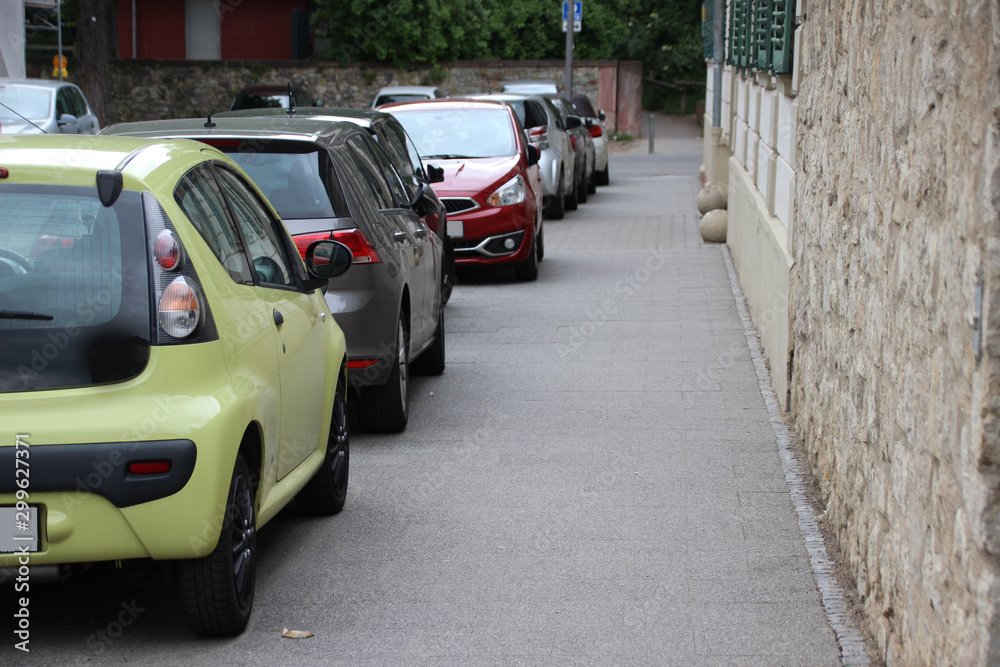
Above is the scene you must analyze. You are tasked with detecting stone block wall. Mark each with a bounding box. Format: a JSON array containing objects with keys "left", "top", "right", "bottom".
[
  {"left": 105, "top": 59, "right": 640, "bottom": 134},
  {"left": 790, "top": 1, "right": 1000, "bottom": 664}
]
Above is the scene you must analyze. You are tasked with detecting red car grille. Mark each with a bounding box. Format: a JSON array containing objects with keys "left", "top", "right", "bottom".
[{"left": 441, "top": 198, "right": 478, "bottom": 214}]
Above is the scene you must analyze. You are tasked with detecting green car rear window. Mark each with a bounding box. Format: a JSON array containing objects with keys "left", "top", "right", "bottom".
[{"left": 0, "top": 185, "right": 151, "bottom": 392}]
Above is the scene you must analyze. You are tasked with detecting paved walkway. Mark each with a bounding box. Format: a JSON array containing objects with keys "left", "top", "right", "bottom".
[
  {"left": 324, "top": 114, "right": 852, "bottom": 663},
  {"left": 8, "top": 113, "right": 870, "bottom": 666}
]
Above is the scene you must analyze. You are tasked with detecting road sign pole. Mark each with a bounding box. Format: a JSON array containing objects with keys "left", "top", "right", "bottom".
[{"left": 564, "top": 3, "right": 574, "bottom": 98}]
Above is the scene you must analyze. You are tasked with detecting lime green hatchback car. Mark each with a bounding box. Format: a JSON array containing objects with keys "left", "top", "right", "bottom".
[{"left": 0, "top": 135, "right": 353, "bottom": 636}]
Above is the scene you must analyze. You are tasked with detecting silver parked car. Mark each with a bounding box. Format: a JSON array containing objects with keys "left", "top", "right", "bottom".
[
  {"left": 500, "top": 80, "right": 559, "bottom": 95},
  {"left": 544, "top": 94, "right": 595, "bottom": 206},
  {"left": 0, "top": 78, "right": 100, "bottom": 135},
  {"left": 372, "top": 86, "right": 443, "bottom": 109},
  {"left": 470, "top": 93, "right": 578, "bottom": 220},
  {"left": 572, "top": 93, "right": 610, "bottom": 187},
  {"left": 102, "top": 116, "right": 445, "bottom": 434}
]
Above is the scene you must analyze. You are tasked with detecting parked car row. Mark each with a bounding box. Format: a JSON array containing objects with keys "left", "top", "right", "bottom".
[
  {"left": 0, "top": 76, "right": 612, "bottom": 638},
  {"left": 378, "top": 86, "right": 611, "bottom": 279},
  {"left": 102, "top": 114, "right": 448, "bottom": 435},
  {"left": 0, "top": 87, "right": 451, "bottom": 637}
]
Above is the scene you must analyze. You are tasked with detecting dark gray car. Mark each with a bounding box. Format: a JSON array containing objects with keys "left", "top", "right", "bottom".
[
  {"left": 218, "top": 106, "right": 456, "bottom": 304},
  {"left": 102, "top": 116, "right": 445, "bottom": 433}
]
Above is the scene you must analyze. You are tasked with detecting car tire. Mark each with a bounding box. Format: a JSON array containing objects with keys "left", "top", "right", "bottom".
[
  {"left": 544, "top": 172, "right": 565, "bottom": 220},
  {"left": 178, "top": 454, "right": 256, "bottom": 637},
  {"left": 536, "top": 221, "right": 545, "bottom": 261},
  {"left": 587, "top": 170, "right": 597, "bottom": 195},
  {"left": 565, "top": 173, "right": 578, "bottom": 211},
  {"left": 412, "top": 301, "right": 446, "bottom": 376},
  {"left": 514, "top": 233, "right": 539, "bottom": 282},
  {"left": 295, "top": 383, "right": 349, "bottom": 515},
  {"left": 358, "top": 318, "right": 409, "bottom": 433},
  {"left": 577, "top": 170, "right": 589, "bottom": 203},
  {"left": 596, "top": 164, "right": 610, "bottom": 186}
]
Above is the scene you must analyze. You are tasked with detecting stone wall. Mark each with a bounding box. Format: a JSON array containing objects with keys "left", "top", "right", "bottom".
[
  {"left": 790, "top": 1, "right": 1000, "bottom": 664},
  {"left": 105, "top": 59, "right": 641, "bottom": 134}
]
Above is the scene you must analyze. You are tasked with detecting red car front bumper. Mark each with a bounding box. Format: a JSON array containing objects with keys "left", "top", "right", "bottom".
[{"left": 449, "top": 198, "right": 535, "bottom": 266}]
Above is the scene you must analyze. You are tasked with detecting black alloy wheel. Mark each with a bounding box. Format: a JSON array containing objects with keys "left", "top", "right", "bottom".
[
  {"left": 358, "top": 318, "right": 409, "bottom": 433},
  {"left": 179, "top": 454, "right": 257, "bottom": 637}
]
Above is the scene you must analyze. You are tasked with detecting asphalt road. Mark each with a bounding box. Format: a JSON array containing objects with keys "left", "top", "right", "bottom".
[{"left": 2, "top": 118, "right": 854, "bottom": 665}]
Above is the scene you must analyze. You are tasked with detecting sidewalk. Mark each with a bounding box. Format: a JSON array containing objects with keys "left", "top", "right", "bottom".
[
  {"left": 361, "top": 124, "right": 873, "bottom": 662},
  {"left": 607, "top": 112, "right": 703, "bottom": 156}
]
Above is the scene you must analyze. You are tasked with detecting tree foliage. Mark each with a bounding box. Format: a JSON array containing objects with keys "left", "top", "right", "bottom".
[
  {"left": 622, "top": 0, "right": 704, "bottom": 82},
  {"left": 315, "top": 0, "right": 490, "bottom": 65},
  {"left": 313, "top": 0, "right": 705, "bottom": 83}
]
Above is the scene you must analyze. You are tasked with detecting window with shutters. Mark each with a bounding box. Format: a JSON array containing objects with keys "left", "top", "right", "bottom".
[
  {"left": 727, "top": 0, "right": 751, "bottom": 68},
  {"left": 770, "top": 0, "right": 795, "bottom": 74},
  {"left": 755, "top": 0, "right": 772, "bottom": 70},
  {"left": 727, "top": 0, "right": 795, "bottom": 75}
]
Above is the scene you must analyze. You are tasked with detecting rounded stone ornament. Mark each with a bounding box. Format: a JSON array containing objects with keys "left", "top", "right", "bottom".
[
  {"left": 699, "top": 209, "right": 727, "bottom": 243},
  {"left": 696, "top": 185, "right": 728, "bottom": 214}
]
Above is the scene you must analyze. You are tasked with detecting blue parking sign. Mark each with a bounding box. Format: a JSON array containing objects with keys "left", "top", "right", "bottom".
[{"left": 562, "top": 0, "right": 582, "bottom": 21}]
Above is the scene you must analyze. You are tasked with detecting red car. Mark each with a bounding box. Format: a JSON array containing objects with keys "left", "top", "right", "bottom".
[{"left": 384, "top": 99, "right": 543, "bottom": 281}]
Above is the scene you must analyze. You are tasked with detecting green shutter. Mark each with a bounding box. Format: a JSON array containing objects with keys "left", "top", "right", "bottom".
[
  {"left": 755, "top": 0, "right": 772, "bottom": 69},
  {"left": 729, "top": 0, "right": 750, "bottom": 68},
  {"left": 728, "top": 0, "right": 795, "bottom": 73},
  {"left": 770, "top": 0, "right": 795, "bottom": 74},
  {"left": 726, "top": 0, "right": 742, "bottom": 66}
]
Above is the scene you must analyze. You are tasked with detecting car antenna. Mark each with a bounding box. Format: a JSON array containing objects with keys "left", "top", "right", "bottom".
[
  {"left": 204, "top": 113, "right": 216, "bottom": 128},
  {"left": 0, "top": 99, "right": 47, "bottom": 134},
  {"left": 286, "top": 82, "right": 295, "bottom": 117}
]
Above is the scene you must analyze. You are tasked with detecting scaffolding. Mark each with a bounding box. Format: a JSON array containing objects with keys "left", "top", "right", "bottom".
[{"left": 24, "top": 0, "right": 66, "bottom": 79}]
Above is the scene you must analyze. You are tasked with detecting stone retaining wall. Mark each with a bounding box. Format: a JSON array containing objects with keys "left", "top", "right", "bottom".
[
  {"left": 104, "top": 59, "right": 642, "bottom": 135},
  {"left": 790, "top": 1, "right": 1000, "bottom": 664}
]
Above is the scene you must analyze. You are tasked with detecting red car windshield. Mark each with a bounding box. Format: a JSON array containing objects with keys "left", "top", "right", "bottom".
[{"left": 392, "top": 109, "right": 516, "bottom": 160}]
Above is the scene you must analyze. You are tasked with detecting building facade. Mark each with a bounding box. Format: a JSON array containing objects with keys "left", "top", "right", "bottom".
[
  {"left": 116, "top": 0, "right": 309, "bottom": 60},
  {"left": 704, "top": 1, "right": 1000, "bottom": 664}
]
